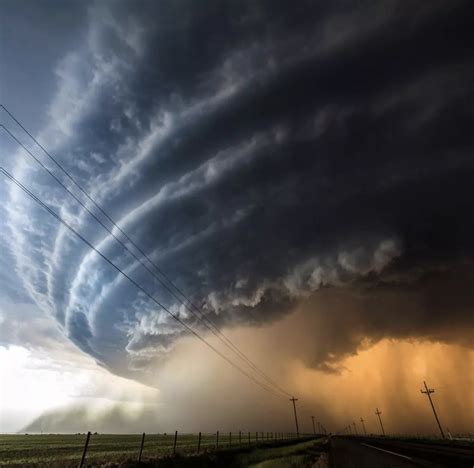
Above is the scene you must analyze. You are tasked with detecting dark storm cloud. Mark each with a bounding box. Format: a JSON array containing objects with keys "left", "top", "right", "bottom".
[
  {"left": 1, "top": 0, "right": 474, "bottom": 379},
  {"left": 285, "top": 260, "right": 474, "bottom": 373}
]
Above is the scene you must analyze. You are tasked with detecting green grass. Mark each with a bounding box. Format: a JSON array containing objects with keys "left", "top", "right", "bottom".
[
  {"left": 1, "top": 433, "right": 215, "bottom": 466},
  {"left": 0, "top": 433, "right": 310, "bottom": 467},
  {"left": 236, "top": 439, "right": 325, "bottom": 467}
]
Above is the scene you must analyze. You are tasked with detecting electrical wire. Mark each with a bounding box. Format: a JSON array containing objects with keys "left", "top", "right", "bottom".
[
  {"left": 0, "top": 166, "right": 287, "bottom": 398},
  {"left": 0, "top": 104, "right": 292, "bottom": 397}
]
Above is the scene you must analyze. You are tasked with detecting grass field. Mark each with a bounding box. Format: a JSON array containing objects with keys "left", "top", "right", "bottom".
[
  {"left": 0, "top": 433, "right": 313, "bottom": 467},
  {"left": 236, "top": 439, "right": 326, "bottom": 467}
]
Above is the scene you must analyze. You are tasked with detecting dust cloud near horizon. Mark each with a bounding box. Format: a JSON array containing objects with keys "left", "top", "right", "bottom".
[{"left": 23, "top": 298, "right": 473, "bottom": 436}]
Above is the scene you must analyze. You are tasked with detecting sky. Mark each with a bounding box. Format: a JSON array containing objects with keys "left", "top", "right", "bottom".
[{"left": 0, "top": 0, "right": 473, "bottom": 435}]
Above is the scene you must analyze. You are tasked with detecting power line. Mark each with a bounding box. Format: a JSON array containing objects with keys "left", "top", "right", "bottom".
[
  {"left": 1, "top": 166, "right": 284, "bottom": 397},
  {"left": 0, "top": 123, "right": 289, "bottom": 398},
  {"left": 0, "top": 104, "right": 292, "bottom": 398},
  {"left": 0, "top": 121, "right": 289, "bottom": 398},
  {"left": 0, "top": 167, "right": 286, "bottom": 398}
]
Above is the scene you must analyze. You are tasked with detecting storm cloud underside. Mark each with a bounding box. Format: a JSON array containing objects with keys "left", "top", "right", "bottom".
[{"left": 1, "top": 0, "right": 474, "bottom": 388}]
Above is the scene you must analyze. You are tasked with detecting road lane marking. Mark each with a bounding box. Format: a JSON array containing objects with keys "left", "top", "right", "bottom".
[{"left": 361, "top": 442, "right": 413, "bottom": 460}]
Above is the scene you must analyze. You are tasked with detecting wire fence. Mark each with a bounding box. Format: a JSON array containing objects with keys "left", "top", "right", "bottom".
[{"left": 0, "top": 431, "right": 319, "bottom": 467}]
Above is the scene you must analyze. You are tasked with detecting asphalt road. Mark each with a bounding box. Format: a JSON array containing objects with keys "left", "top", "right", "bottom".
[{"left": 329, "top": 436, "right": 474, "bottom": 468}]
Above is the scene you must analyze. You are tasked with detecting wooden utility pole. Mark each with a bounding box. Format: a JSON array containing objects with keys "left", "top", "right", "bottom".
[
  {"left": 138, "top": 433, "right": 145, "bottom": 462},
  {"left": 311, "top": 416, "right": 316, "bottom": 434},
  {"left": 173, "top": 431, "right": 178, "bottom": 455},
  {"left": 375, "top": 408, "right": 385, "bottom": 436},
  {"left": 421, "top": 381, "right": 445, "bottom": 439},
  {"left": 360, "top": 417, "right": 367, "bottom": 435},
  {"left": 289, "top": 397, "right": 300, "bottom": 438},
  {"left": 79, "top": 432, "right": 91, "bottom": 468}
]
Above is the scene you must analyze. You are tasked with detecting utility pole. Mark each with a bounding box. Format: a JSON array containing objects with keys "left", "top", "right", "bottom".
[
  {"left": 311, "top": 416, "right": 316, "bottom": 434},
  {"left": 289, "top": 397, "right": 300, "bottom": 438},
  {"left": 360, "top": 417, "right": 367, "bottom": 435},
  {"left": 317, "top": 421, "right": 321, "bottom": 434},
  {"left": 79, "top": 432, "right": 91, "bottom": 468},
  {"left": 421, "top": 381, "right": 445, "bottom": 439},
  {"left": 375, "top": 408, "right": 385, "bottom": 436},
  {"left": 352, "top": 422, "right": 358, "bottom": 435}
]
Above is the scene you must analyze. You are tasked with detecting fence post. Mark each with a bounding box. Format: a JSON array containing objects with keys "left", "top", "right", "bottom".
[
  {"left": 79, "top": 431, "right": 91, "bottom": 468},
  {"left": 216, "top": 431, "right": 219, "bottom": 449},
  {"left": 138, "top": 432, "right": 145, "bottom": 462},
  {"left": 197, "top": 432, "right": 202, "bottom": 454},
  {"left": 239, "top": 430, "right": 242, "bottom": 446},
  {"left": 173, "top": 431, "right": 178, "bottom": 455}
]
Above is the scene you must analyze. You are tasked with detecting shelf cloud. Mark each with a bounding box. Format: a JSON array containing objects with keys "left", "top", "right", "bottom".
[{"left": 1, "top": 0, "right": 473, "bottom": 392}]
